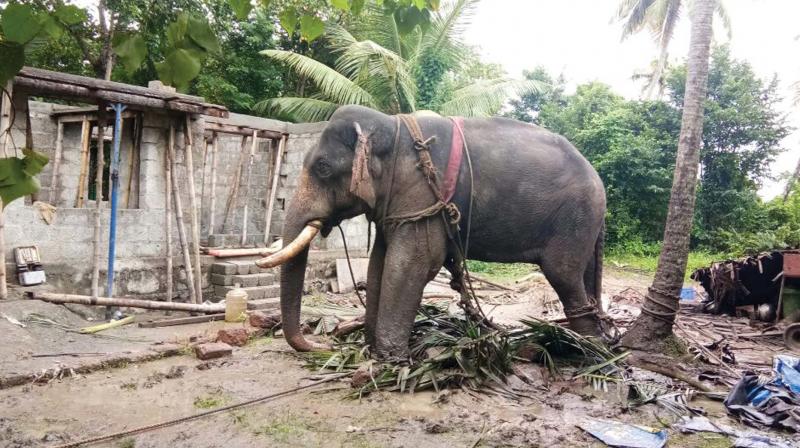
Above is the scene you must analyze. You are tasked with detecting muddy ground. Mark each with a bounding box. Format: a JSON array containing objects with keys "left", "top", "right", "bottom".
[{"left": 0, "top": 268, "right": 794, "bottom": 447}]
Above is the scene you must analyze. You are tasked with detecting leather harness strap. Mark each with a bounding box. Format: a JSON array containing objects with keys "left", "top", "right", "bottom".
[{"left": 384, "top": 114, "right": 463, "bottom": 228}]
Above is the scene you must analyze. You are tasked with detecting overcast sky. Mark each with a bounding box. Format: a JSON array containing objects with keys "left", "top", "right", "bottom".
[{"left": 463, "top": 0, "right": 800, "bottom": 199}]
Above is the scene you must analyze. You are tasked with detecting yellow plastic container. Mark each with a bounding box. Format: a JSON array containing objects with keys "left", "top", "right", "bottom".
[{"left": 225, "top": 285, "right": 248, "bottom": 322}]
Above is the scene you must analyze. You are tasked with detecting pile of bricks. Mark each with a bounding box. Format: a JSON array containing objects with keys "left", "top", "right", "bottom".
[{"left": 210, "top": 258, "right": 279, "bottom": 302}]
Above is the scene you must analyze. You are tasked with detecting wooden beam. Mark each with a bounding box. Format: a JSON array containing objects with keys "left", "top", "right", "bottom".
[
  {"left": 240, "top": 130, "right": 258, "bottom": 245},
  {"left": 51, "top": 110, "right": 136, "bottom": 123},
  {"left": 183, "top": 115, "right": 203, "bottom": 304},
  {"left": 74, "top": 117, "right": 91, "bottom": 208},
  {"left": 203, "top": 120, "right": 283, "bottom": 139},
  {"left": 207, "top": 133, "right": 218, "bottom": 237},
  {"left": 164, "top": 128, "right": 174, "bottom": 314},
  {"left": 14, "top": 71, "right": 228, "bottom": 118},
  {"left": 29, "top": 291, "right": 224, "bottom": 313},
  {"left": 91, "top": 106, "right": 107, "bottom": 302},
  {"left": 168, "top": 123, "right": 198, "bottom": 306}
]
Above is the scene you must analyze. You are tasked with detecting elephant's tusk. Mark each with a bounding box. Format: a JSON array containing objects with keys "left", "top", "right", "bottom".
[{"left": 255, "top": 220, "right": 322, "bottom": 268}]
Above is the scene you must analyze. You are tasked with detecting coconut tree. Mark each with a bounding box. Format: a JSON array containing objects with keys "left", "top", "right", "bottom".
[
  {"left": 620, "top": 0, "right": 718, "bottom": 351},
  {"left": 617, "top": 0, "right": 730, "bottom": 98},
  {"left": 256, "top": 0, "right": 542, "bottom": 121}
]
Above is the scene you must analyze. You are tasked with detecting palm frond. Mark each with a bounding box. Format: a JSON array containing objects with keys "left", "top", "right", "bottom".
[
  {"left": 413, "top": 0, "right": 478, "bottom": 67},
  {"left": 618, "top": 0, "right": 658, "bottom": 39},
  {"left": 260, "top": 49, "right": 376, "bottom": 107},
  {"left": 253, "top": 97, "right": 340, "bottom": 123},
  {"left": 325, "top": 25, "right": 417, "bottom": 112},
  {"left": 438, "top": 78, "right": 545, "bottom": 117},
  {"left": 715, "top": 1, "right": 733, "bottom": 39}
]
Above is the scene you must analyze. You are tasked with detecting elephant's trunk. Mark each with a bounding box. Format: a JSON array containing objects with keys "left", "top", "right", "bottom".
[{"left": 275, "top": 219, "right": 328, "bottom": 352}]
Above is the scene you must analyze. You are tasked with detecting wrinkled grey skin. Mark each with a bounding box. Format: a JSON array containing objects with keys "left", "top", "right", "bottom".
[{"left": 280, "top": 105, "right": 606, "bottom": 360}]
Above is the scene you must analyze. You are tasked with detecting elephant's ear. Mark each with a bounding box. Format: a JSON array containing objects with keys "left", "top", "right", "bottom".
[{"left": 349, "top": 122, "right": 376, "bottom": 208}]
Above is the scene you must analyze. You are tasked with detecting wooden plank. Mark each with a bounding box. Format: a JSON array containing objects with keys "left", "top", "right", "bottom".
[
  {"left": 138, "top": 313, "right": 226, "bottom": 328},
  {"left": 263, "top": 135, "right": 286, "bottom": 243},
  {"left": 183, "top": 115, "right": 203, "bottom": 304}
]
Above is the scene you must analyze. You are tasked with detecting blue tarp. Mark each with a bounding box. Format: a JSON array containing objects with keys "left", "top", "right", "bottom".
[{"left": 724, "top": 355, "right": 800, "bottom": 432}]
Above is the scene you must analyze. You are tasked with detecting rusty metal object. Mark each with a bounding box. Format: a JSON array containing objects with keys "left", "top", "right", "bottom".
[{"left": 783, "top": 253, "right": 800, "bottom": 278}]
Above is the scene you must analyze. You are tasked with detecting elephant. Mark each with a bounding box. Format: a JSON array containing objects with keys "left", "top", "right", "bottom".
[{"left": 258, "top": 105, "right": 606, "bottom": 361}]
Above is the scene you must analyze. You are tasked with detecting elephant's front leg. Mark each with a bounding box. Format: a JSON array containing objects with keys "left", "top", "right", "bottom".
[
  {"left": 364, "top": 229, "right": 386, "bottom": 349},
  {"left": 373, "top": 221, "right": 447, "bottom": 361}
]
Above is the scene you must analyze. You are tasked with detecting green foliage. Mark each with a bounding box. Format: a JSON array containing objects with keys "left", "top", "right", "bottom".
[
  {"left": 466, "top": 261, "right": 533, "bottom": 282},
  {"left": 511, "top": 47, "right": 791, "bottom": 257},
  {"left": 258, "top": 0, "right": 542, "bottom": 121},
  {"left": 112, "top": 33, "right": 147, "bottom": 74},
  {"left": 0, "top": 148, "right": 49, "bottom": 206}
]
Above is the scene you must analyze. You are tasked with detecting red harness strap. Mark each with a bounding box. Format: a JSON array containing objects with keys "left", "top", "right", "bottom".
[{"left": 442, "top": 117, "right": 465, "bottom": 203}]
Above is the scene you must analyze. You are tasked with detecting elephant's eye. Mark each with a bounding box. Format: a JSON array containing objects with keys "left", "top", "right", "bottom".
[{"left": 314, "top": 159, "right": 332, "bottom": 178}]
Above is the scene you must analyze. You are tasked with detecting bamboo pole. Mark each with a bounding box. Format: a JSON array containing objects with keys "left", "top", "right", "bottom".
[
  {"left": 164, "top": 130, "right": 174, "bottom": 312},
  {"left": 48, "top": 118, "right": 64, "bottom": 204},
  {"left": 75, "top": 117, "right": 91, "bottom": 207},
  {"left": 222, "top": 135, "right": 248, "bottom": 233},
  {"left": 263, "top": 135, "right": 286, "bottom": 243},
  {"left": 207, "top": 133, "right": 218, "bottom": 238},
  {"left": 240, "top": 130, "right": 258, "bottom": 245},
  {"left": 0, "top": 199, "right": 6, "bottom": 300},
  {"left": 199, "top": 136, "right": 210, "bottom": 231},
  {"left": 207, "top": 242, "right": 281, "bottom": 258},
  {"left": 79, "top": 315, "right": 135, "bottom": 334},
  {"left": 183, "top": 115, "right": 203, "bottom": 304},
  {"left": 124, "top": 113, "right": 142, "bottom": 208},
  {"left": 168, "top": 123, "right": 197, "bottom": 305},
  {"left": 29, "top": 292, "right": 224, "bottom": 313},
  {"left": 91, "top": 107, "right": 107, "bottom": 303}
]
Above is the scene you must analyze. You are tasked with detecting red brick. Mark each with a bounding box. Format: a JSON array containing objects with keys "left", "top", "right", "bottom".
[
  {"left": 194, "top": 342, "right": 232, "bottom": 360},
  {"left": 216, "top": 328, "right": 249, "bottom": 347},
  {"left": 249, "top": 311, "right": 280, "bottom": 329}
]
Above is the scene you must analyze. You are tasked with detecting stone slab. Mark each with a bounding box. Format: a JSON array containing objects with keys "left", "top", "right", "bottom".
[{"left": 335, "top": 258, "right": 369, "bottom": 294}]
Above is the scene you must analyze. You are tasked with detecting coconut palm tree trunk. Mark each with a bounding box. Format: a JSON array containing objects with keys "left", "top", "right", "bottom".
[{"left": 621, "top": 0, "right": 717, "bottom": 351}]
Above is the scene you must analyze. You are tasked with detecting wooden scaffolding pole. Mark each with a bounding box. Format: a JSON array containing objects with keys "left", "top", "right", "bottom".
[
  {"left": 48, "top": 118, "right": 64, "bottom": 204},
  {"left": 264, "top": 135, "right": 286, "bottom": 243},
  {"left": 207, "top": 133, "right": 218, "bottom": 238},
  {"left": 0, "top": 84, "right": 9, "bottom": 299},
  {"left": 200, "top": 136, "right": 210, "bottom": 231},
  {"left": 168, "top": 123, "right": 197, "bottom": 304},
  {"left": 164, "top": 129, "right": 174, "bottom": 311},
  {"left": 222, "top": 134, "right": 248, "bottom": 233},
  {"left": 240, "top": 130, "right": 258, "bottom": 245},
  {"left": 183, "top": 115, "right": 203, "bottom": 304},
  {"left": 30, "top": 292, "right": 224, "bottom": 313},
  {"left": 91, "top": 106, "right": 107, "bottom": 302},
  {"left": 75, "top": 117, "right": 91, "bottom": 207}
]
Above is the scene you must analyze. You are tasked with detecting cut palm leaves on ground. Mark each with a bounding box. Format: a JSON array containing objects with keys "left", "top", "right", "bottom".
[{"left": 305, "top": 305, "right": 626, "bottom": 397}]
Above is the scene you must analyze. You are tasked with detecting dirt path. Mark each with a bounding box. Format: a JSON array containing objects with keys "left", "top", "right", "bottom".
[{"left": 0, "top": 268, "right": 780, "bottom": 447}]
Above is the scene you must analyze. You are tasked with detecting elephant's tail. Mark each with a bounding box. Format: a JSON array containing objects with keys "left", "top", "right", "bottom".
[{"left": 584, "top": 222, "right": 604, "bottom": 305}]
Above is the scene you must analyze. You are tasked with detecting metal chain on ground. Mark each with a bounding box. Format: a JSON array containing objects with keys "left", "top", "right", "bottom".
[
  {"left": 640, "top": 286, "right": 681, "bottom": 324},
  {"left": 52, "top": 373, "right": 351, "bottom": 448}
]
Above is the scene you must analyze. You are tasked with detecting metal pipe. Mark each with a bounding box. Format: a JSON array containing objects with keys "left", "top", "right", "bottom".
[{"left": 106, "top": 103, "right": 127, "bottom": 298}]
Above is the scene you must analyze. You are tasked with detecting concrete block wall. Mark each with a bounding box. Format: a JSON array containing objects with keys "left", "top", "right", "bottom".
[{"left": 3, "top": 98, "right": 369, "bottom": 299}]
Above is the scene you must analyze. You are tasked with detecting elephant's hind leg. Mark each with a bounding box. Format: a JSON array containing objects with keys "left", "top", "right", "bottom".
[{"left": 539, "top": 243, "right": 603, "bottom": 337}]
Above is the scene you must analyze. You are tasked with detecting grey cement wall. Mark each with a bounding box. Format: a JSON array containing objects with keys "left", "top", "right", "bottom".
[{"left": 3, "top": 100, "right": 368, "bottom": 298}]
